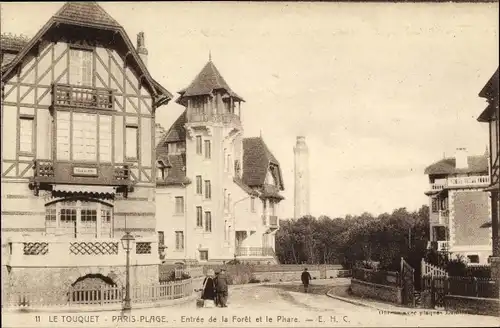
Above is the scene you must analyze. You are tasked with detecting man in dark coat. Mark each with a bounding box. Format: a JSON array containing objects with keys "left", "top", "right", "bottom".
[
  {"left": 215, "top": 268, "right": 229, "bottom": 307},
  {"left": 301, "top": 268, "right": 312, "bottom": 293}
]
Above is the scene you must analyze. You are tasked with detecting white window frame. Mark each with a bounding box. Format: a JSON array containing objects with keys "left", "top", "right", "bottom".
[
  {"left": 69, "top": 47, "right": 93, "bottom": 87},
  {"left": 19, "top": 115, "right": 34, "bottom": 155},
  {"left": 175, "top": 196, "right": 184, "bottom": 214},
  {"left": 44, "top": 200, "right": 113, "bottom": 238},
  {"left": 175, "top": 231, "right": 184, "bottom": 250},
  {"left": 125, "top": 125, "right": 138, "bottom": 161}
]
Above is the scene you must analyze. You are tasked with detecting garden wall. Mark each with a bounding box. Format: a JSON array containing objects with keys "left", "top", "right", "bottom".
[
  {"left": 444, "top": 295, "right": 500, "bottom": 317},
  {"left": 350, "top": 279, "right": 403, "bottom": 304}
]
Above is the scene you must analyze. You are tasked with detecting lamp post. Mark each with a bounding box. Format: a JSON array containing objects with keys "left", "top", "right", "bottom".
[{"left": 121, "top": 232, "right": 135, "bottom": 312}]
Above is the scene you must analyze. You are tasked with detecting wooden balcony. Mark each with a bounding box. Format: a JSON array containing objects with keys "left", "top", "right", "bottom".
[
  {"left": 428, "top": 175, "right": 490, "bottom": 192},
  {"left": 52, "top": 83, "right": 114, "bottom": 110},
  {"left": 427, "top": 241, "right": 450, "bottom": 252},
  {"left": 30, "top": 159, "right": 131, "bottom": 196},
  {"left": 188, "top": 113, "right": 241, "bottom": 126}
]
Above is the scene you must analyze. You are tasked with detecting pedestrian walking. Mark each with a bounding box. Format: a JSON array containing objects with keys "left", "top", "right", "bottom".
[
  {"left": 214, "top": 270, "right": 220, "bottom": 307},
  {"left": 215, "top": 268, "right": 229, "bottom": 307},
  {"left": 301, "top": 268, "right": 312, "bottom": 293}
]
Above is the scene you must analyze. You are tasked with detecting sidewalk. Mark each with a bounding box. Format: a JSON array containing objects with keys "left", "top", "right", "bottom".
[{"left": 326, "top": 286, "right": 441, "bottom": 315}]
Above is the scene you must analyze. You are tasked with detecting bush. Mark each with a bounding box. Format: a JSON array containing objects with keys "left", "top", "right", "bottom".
[
  {"left": 227, "top": 259, "right": 241, "bottom": 265},
  {"left": 465, "top": 265, "right": 491, "bottom": 278},
  {"left": 263, "top": 278, "right": 270, "bottom": 283},
  {"left": 160, "top": 271, "right": 191, "bottom": 283},
  {"left": 249, "top": 276, "right": 261, "bottom": 283}
]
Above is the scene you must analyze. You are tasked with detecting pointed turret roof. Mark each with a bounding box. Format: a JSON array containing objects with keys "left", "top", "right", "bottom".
[
  {"left": 53, "top": 2, "right": 120, "bottom": 28},
  {"left": 177, "top": 60, "right": 244, "bottom": 104}
]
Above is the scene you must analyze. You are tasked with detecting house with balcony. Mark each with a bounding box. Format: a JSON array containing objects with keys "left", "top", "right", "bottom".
[
  {"left": 424, "top": 148, "right": 492, "bottom": 265},
  {"left": 477, "top": 67, "right": 499, "bottom": 276},
  {"left": 1, "top": 2, "right": 172, "bottom": 292},
  {"left": 155, "top": 59, "right": 284, "bottom": 264}
]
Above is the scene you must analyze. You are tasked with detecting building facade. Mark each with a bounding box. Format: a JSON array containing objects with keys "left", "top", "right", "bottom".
[
  {"left": 477, "top": 67, "right": 499, "bottom": 277},
  {"left": 155, "top": 59, "right": 285, "bottom": 264},
  {"left": 424, "top": 148, "right": 492, "bottom": 265},
  {"left": 294, "top": 136, "right": 310, "bottom": 219},
  {"left": 1, "top": 3, "right": 171, "bottom": 292}
]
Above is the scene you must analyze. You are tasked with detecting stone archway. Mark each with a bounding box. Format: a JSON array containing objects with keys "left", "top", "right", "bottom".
[{"left": 69, "top": 273, "right": 121, "bottom": 304}]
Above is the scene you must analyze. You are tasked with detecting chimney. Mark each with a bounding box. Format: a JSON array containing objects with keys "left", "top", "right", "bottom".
[
  {"left": 455, "top": 147, "right": 468, "bottom": 169},
  {"left": 137, "top": 32, "right": 148, "bottom": 67}
]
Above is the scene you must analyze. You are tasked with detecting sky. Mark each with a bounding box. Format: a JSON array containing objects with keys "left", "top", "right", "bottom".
[{"left": 1, "top": 2, "right": 498, "bottom": 219}]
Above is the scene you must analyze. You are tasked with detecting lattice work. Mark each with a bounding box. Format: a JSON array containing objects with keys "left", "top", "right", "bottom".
[
  {"left": 136, "top": 242, "right": 152, "bottom": 254},
  {"left": 69, "top": 242, "right": 119, "bottom": 255},
  {"left": 23, "top": 242, "right": 49, "bottom": 255}
]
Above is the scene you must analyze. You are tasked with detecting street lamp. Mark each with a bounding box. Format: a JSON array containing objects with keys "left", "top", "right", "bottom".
[{"left": 121, "top": 232, "right": 135, "bottom": 311}]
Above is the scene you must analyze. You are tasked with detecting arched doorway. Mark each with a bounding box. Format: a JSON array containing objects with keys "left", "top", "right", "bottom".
[{"left": 69, "top": 274, "right": 121, "bottom": 304}]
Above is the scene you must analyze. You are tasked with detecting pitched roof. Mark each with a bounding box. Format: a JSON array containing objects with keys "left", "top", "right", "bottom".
[
  {"left": 53, "top": 2, "right": 120, "bottom": 28},
  {"left": 1, "top": 2, "right": 172, "bottom": 103},
  {"left": 242, "top": 137, "right": 284, "bottom": 190},
  {"left": 424, "top": 155, "right": 489, "bottom": 175},
  {"left": 0, "top": 33, "right": 30, "bottom": 53},
  {"left": 176, "top": 60, "right": 244, "bottom": 103},
  {"left": 160, "top": 111, "right": 187, "bottom": 144},
  {"left": 233, "top": 177, "right": 259, "bottom": 197},
  {"left": 156, "top": 153, "right": 191, "bottom": 186},
  {"left": 478, "top": 68, "right": 499, "bottom": 100}
]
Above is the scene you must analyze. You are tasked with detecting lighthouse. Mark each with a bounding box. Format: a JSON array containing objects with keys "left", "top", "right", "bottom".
[{"left": 294, "top": 136, "right": 310, "bottom": 219}]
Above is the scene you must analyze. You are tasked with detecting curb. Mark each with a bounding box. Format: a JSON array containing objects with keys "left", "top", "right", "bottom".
[
  {"left": 325, "top": 289, "right": 440, "bottom": 316},
  {"left": 2, "top": 294, "right": 198, "bottom": 314}
]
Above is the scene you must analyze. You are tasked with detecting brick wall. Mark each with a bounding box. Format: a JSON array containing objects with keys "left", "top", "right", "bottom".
[
  {"left": 445, "top": 295, "right": 500, "bottom": 317},
  {"left": 351, "top": 279, "right": 403, "bottom": 304},
  {"left": 453, "top": 191, "right": 490, "bottom": 246}
]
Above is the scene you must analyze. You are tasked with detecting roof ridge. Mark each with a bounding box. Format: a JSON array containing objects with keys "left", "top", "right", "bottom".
[{"left": 54, "top": 2, "right": 121, "bottom": 27}]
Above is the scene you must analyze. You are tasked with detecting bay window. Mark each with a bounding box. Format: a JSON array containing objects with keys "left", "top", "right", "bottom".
[
  {"left": 56, "top": 111, "right": 112, "bottom": 162},
  {"left": 44, "top": 200, "right": 113, "bottom": 238}
]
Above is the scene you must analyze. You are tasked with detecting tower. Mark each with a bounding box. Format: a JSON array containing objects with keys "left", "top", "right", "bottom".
[
  {"left": 294, "top": 136, "right": 310, "bottom": 218},
  {"left": 176, "top": 58, "right": 245, "bottom": 260}
]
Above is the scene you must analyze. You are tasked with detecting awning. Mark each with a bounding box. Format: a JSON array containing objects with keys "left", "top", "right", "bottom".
[{"left": 52, "top": 184, "right": 117, "bottom": 198}]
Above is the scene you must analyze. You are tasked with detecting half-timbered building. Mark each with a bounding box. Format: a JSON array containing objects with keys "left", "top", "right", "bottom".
[
  {"left": 156, "top": 59, "right": 285, "bottom": 264},
  {"left": 1, "top": 2, "right": 172, "bottom": 291},
  {"left": 477, "top": 67, "right": 499, "bottom": 276}
]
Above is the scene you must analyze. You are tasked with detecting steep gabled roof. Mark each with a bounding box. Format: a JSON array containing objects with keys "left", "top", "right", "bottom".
[
  {"left": 176, "top": 60, "right": 244, "bottom": 104},
  {"left": 54, "top": 2, "right": 120, "bottom": 28},
  {"left": 478, "top": 68, "right": 499, "bottom": 100},
  {"left": 159, "top": 111, "right": 187, "bottom": 144},
  {"left": 1, "top": 2, "right": 172, "bottom": 104},
  {"left": 424, "top": 155, "right": 489, "bottom": 176},
  {"left": 242, "top": 137, "right": 284, "bottom": 190}
]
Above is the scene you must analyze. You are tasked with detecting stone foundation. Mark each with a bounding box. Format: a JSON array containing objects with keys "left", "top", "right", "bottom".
[
  {"left": 3, "top": 264, "right": 159, "bottom": 292},
  {"left": 350, "top": 279, "right": 403, "bottom": 305}
]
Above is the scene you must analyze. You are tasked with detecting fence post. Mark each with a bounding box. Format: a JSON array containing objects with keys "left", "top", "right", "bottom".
[
  {"left": 100, "top": 285, "right": 104, "bottom": 306},
  {"left": 473, "top": 277, "right": 478, "bottom": 297}
]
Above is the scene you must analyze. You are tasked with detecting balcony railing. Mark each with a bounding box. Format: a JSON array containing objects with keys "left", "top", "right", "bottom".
[
  {"left": 429, "top": 175, "right": 490, "bottom": 191},
  {"left": 428, "top": 240, "right": 450, "bottom": 252},
  {"left": 188, "top": 113, "right": 241, "bottom": 126},
  {"left": 53, "top": 83, "right": 114, "bottom": 110},
  {"left": 31, "top": 160, "right": 130, "bottom": 186},
  {"left": 235, "top": 247, "right": 275, "bottom": 257},
  {"left": 7, "top": 238, "right": 158, "bottom": 268}
]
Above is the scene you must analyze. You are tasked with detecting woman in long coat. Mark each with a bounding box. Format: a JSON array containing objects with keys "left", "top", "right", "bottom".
[{"left": 201, "top": 269, "right": 216, "bottom": 307}]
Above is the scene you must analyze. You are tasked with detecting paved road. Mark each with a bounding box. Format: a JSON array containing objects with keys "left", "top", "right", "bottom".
[{"left": 3, "top": 283, "right": 499, "bottom": 327}]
